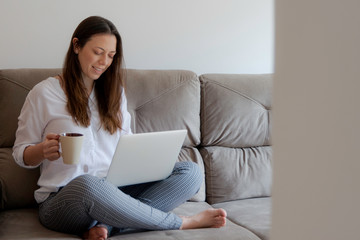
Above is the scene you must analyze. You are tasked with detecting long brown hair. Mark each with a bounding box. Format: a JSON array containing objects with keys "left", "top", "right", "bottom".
[{"left": 62, "top": 16, "right": 124, "bottom": 134}]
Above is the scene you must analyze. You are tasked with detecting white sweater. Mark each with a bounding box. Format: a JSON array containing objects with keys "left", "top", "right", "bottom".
[{"left": 13, "top": 77, "right": 132, "bottom": 203}]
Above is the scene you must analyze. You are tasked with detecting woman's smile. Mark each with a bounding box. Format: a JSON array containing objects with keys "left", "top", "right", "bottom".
[{"left": 93, "top": 66, "right": 105, "bottom": 74}]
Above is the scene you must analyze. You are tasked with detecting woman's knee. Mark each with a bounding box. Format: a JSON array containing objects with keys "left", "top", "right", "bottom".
[
  {"left": 66, "top": 174, "right": 105, "bottom": 199},
  {"left": 174, "top": 161, "right": 203, "bottom": 185}
]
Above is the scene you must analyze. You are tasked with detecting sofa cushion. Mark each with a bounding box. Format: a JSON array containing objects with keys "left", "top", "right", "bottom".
[
  {"left": 0, "top": 208, "right": 79, "bottom": 239},
  {"left": 201, "top": 146, "right": 272, "bottom": 204},
  {"left": 125, "top": 69, "right": 201, "bottom": 147},
  {"left": 200, "top": 74, "right": 272, "bottom": 148},
  {"left": 0, "top": 148, "right": 39, "bottom": 209},
  {"left": 212, "top": 197, "right": 272, "bottom": 240},
  {"left": 115, "top": 202, "right": 261, "bottom": 239},
  {"left": 0, "top": 69, "right": 61, "bottom": 148}
]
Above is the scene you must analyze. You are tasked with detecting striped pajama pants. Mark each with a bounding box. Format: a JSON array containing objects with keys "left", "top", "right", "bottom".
[{"left": 38, "top": 161, "right": 203, "bottom": 236}]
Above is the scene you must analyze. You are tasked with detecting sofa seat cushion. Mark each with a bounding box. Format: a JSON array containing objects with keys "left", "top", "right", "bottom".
[
  {"left": 113, "top": 202, "right": 261, "bottom": 239},
  {"left": 0, "top": 202, "right": 262, "bottom": 240},
  {"left": 0, "top": 208, "right": 78, "bottom": 239},
  {"left": 212, "top": 197, "right": 272, "bottom": 240}
]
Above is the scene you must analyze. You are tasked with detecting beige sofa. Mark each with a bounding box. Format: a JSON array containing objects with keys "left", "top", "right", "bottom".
[{"left": 0, "top": 68, "right": 273, "bottom": 239}]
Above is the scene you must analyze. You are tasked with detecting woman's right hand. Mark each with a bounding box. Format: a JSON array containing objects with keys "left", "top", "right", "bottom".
[
  {"left": 42, "top": 133, "right": 61, "bottom": 161},
  {"left": 23, "top": 133, "right": 61, "bottom": 166}
]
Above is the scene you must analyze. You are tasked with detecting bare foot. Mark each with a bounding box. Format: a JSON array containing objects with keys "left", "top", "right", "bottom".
[
  {"left": 180, "top": 208, "right": 227, "bottom": 230},
  {"left": 83, "top": 225, "right": 108, "bottom": 240}
]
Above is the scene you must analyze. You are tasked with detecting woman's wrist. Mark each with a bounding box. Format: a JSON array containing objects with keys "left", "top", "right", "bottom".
[{"left": 23, "top": 143, "right": 45, "bottom": 166}]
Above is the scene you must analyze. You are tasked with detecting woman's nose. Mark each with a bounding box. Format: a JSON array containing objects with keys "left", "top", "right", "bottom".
[{"left": 99, "top": 55, "right": 109, "bottom": 65}]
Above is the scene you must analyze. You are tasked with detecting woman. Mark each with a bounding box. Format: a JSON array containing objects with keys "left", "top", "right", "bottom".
[{"left": 13, "top": 16, "right": 226, "bottom": 240}]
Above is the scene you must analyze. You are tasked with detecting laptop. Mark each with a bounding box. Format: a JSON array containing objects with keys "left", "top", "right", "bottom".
[{"left": 106, "top": 129, "right": 187, "bottom": 187}]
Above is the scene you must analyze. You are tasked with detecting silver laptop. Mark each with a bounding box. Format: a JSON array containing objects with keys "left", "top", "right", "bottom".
[{"left": 106, "top": 129, "right": 187, "bottom": 187}]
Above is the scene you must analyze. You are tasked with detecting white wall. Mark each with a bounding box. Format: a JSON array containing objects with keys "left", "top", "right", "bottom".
[
  {"left": 0, "top": 0, "right": 273, "bottom": 74},
  {"left": 271, "top": 0, "right": 360, "bottom": 239}
]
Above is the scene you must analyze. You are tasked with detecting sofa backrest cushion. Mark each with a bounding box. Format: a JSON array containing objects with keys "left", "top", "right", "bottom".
[
  {"left": 200, "top": 74, "right": 272, "bottom": 148},
  {"left": 199, "top": 74, "right": 273, "bottom": 204},
  {"left": 125, "top": 69, "right": 201, "bottom": 147},
  {"left": 0, "top": 69, "right": 61, "bottom": 148}
]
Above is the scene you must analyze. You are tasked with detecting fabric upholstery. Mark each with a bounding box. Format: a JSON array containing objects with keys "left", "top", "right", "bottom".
[
  {"left": 213, "top": 197, "right": 272, "bottom": 240},
  {"left": 201, "top": 146, "right": 272, "bottom": 204},
  {"left": 200, "top": 74, "right": 272, "bottom": 147},
  {"left": 0, "top": 148, "right": 39, "bottom": 209},
  {"left": 0, "top": 68, "right": 61, "bottom": 148},
  {"left": 199, "top": 74, "right": 273, "bottom": 204},
  {"left": 125, "top": 69, "right": 201, "bottom": 147},
  {"left": 0, "top": 208, "right": 79, "bottom": 239}
]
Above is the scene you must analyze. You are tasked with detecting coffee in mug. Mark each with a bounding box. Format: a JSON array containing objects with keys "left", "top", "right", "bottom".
[{"left": 59, "top": 133, "right": 84, "bottom": 164}]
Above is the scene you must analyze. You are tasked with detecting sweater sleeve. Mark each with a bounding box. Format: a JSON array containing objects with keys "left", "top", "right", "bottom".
[{"left": 12, "top": 84, "right": 46, "bottom": 169}]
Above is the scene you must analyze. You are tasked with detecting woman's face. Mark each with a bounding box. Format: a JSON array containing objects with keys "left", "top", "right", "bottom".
[{"left": 74, "top": 33, "right": 117, "bottom": 83}]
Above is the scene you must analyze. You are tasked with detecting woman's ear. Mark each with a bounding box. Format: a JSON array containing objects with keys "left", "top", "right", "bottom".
[{"left": 72, "top": 38, "right": 79, "bottom": 54}]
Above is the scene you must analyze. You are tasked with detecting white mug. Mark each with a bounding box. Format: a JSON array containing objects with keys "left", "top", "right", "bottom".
[{"left": 59, "top": 133, "right": 84, "bottom": 164}]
